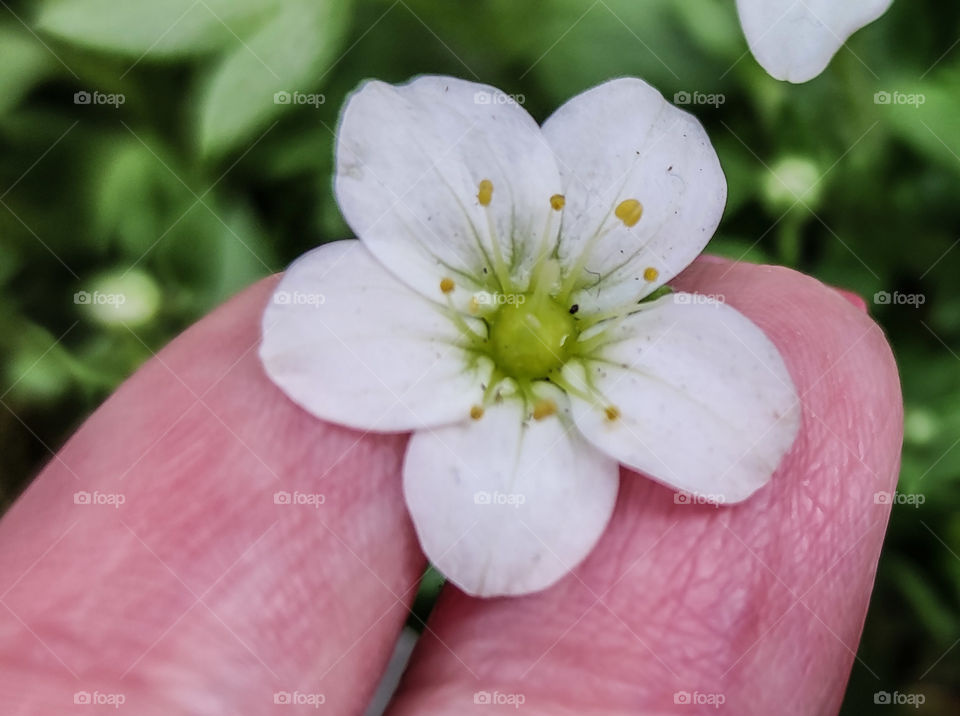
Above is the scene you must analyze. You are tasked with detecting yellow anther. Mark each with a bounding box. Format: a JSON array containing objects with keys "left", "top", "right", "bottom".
[
  {"left": 532, "top": 399, "right": 557, "bottom": 420},
  {"left": 477, "top": 179, "right": 494, "bottom": 206},
  {"left": 604, "top": 405, "right": 620, "bottom": 421},
  {"left": 550, "top": 194, "right": 566, "bottom": 210},
  {"left": 468, "top": 296, "right": 480, "bottom": 314},
  {"left": 440, "top": 277, "right": 455, "bottom": 294},
  {"left": 470, "top": 405, "right": 485, "bottom": 420},
  {"left": 643, "top": 267, "right": 659, "bottom": 281},
  {"left": 615, "top": 199, "right": 644, "bottom": 227}
]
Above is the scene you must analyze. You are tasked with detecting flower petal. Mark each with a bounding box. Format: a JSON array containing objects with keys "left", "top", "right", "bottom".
[
  {"left": 540, "top": 78, "right": 726, "bottom": 316},
  {"left": 736, "top": 0, "right": 893, "bottom": 83},
  {"left": 564, "top": 293, "right": 800, "bottom": 503},
  {"left": 403, "top": 391, "right": 619, "bottom": 597},
  {"left": 335, "top": 76, "right": 562, "bottom": 310},
  {"left": 260, "top": 240, "right": 492, "bottom": 431}
]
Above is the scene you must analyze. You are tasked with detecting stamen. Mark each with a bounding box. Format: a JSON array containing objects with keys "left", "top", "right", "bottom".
[
  {"left": 470, "top": 405, "right": 485, "bottom": 420},
  {"left": 615, "top": 199, "right": 644, "bottom": 227},
  {"left": 475, "top": 179, "right": 513, "bottom": 292},
  {"left": 532, "top": 398, "right": 557, "bottom": 420},
  {"left": 643, "top": 267, "right": 659, "bottom": 281},
  {"left": 440, "top": 277, "right": 455, "bottom": 294},
  {"left": 468, "top": 296, "right": 481, "bottom": 314},
  {"left": 477, "top": 179, "right": 494, "bottom": 206},
  {"left": 604, "top": 405, "right": 620, "bottom": 421},
  {"left": 529, "top": 196, "right": 563, "bottom": 292}
]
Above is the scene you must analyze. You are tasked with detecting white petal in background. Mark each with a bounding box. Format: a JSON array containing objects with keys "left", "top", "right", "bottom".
[
  {"left": 335, "top": 76, "right": 563, "bottom": 310},
  {"left": 541, "top": 78, "right": 727, "bottom": 316},
  {"left": 736, "top": 0, "right": 893, "bottom": 83},
  {"left": 260, "top": 240, "right": 492, "bottom": 431},
  {"left": 566, "top": 294, "right": 800, "bottom": 503},
  {"left": 403, "top": 393, "right": 619, "bottom": 597}
]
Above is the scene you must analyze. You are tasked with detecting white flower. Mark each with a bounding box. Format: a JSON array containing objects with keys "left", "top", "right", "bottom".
[
  {"left": 260, "top": 76, "right": 800, "bottom": 597},
  {"left": 736, "top": 0, "right": 893, "bottom": 82}
]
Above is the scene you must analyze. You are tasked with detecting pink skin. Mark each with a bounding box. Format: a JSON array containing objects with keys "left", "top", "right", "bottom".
[{"left": 0, "top": 257, "right": 901, "bottom": 715}]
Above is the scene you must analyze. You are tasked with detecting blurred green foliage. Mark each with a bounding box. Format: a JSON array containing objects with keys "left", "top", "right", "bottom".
[{"left": 0, "top": 0, "right": 958, "bottom": 711}]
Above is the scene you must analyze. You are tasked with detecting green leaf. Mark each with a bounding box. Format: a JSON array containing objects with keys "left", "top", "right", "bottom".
[
  {"left": 0, "top": 25, "right": 54, "bottom": 116},
  {"left": 670, "top": 0, "right": 741, "bottom": 58},
  {"left": 94, "top": 138, "right": 192, "bottom": 255},
  {"left": 197, "top": 0, "right": 350, "bottom": 157},
  {"left": 881, "top": 70, "right": 960, "bottom": 179},
  {"left": 37, "top": 0, "right": 276, "bottom": 57},
  {"left": 888, "top": 558, "right": 959, "bottom": 639}
]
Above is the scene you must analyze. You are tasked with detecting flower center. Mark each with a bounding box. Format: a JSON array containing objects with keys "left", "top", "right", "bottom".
[{"left": 488, "top": 295, "right": 577, "bottom": 379}]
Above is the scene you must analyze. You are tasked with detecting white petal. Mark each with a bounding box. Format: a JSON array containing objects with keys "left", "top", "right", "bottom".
[
  {"left": 736, "top": 0, "right": 892, "bottom": 83},
  {"left": 403, "top": 391, "right": 619, "bottom": 597},
  {"left": 564, "top": 294, "right": 799, "bottom": 503},
  {"left": 335, "top": 76, "right": 562, "bottom": 310},
  {"left": 541, "top": 78, "right": 726, "bottom": 316},
  {"left": 260, "top": 240, "right": 492, "bottom": 431}
]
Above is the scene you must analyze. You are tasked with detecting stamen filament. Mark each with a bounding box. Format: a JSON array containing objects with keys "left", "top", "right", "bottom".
[
  {"left": 438, "top": 298, "right": 487, "bottom": 351},
  {"left": 529, "top": 194, "right": 565, "bottom": 293},
  {"left": 571, "top": 305, "right": 636, "bottom": 356},
  {"left": 476, "top": 179, "right": 514, "bottom": 293},
  {"left": 556, "top": 196, "right": 644, "bottom": 303},
  {"left": 547, "top": 370, "right": 596, "bottom": 405},
  {"left": 556, "top": 222, "right": 617, "bottom": 301}
]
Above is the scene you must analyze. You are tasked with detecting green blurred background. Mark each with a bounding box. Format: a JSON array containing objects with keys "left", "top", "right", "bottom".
[{"left": 0, "top": 0, "right": 958, "bottom": 711}]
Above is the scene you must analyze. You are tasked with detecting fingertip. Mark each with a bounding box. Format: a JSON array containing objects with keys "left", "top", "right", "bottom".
[{"left": 832, "top": 287, "right": 868, "bottom": 313}]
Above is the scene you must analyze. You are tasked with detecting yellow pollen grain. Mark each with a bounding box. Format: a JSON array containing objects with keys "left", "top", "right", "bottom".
[
  {"left": 532, "top": 399, "right": 557, "bottom": 420},
  {"left": 615, "top": 199, "right": 644, "bottom": 227},
  {"left": 440, "top": 277, "right": 455, "bottom": 294},
  {"left": 643, "top": 267, "right": 659, "bottom": 281},
  {"left": 477, "top": 179, "right": 494, "bottom": 206},
  {"left": 604, "top": 405, "right": 620, "bottom": 421},
  {"left": 470, "top": 405, "right": 485, "bottom": 420},
  {"left": 550, "top": 194, "right": 566, "bottom": 210}
]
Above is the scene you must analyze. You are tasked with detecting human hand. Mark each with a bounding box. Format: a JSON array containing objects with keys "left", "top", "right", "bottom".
[{"left": 0, "top": 256, "right": 901, "bottom": 714}]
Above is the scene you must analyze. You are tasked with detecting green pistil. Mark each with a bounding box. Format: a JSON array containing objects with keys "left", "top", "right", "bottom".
[{"left": 488, "top": 294, "right": 577, "bottom": 379}]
